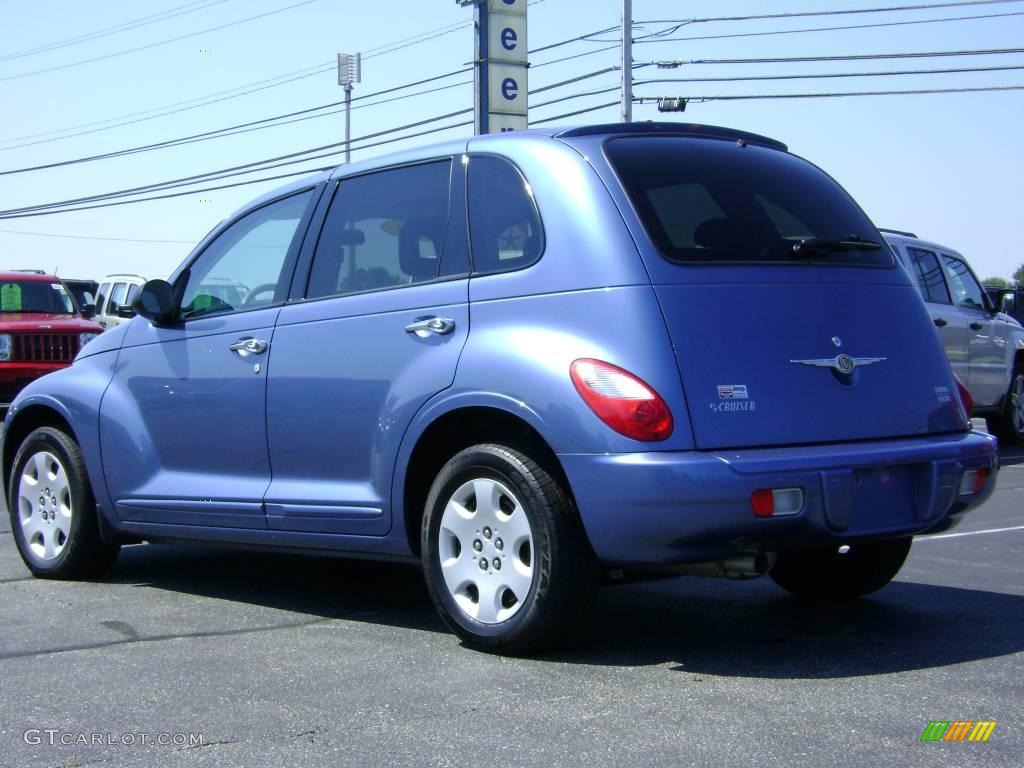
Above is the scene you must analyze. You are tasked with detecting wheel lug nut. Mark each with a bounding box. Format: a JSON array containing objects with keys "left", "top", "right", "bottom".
[
  {"left": 483, "top": 527, "right": 492, "bottom": 539},
  {"left": 473, "top": 539, "right": 483, "bottom": 552},
  {"left": 494, "top": 538, "right": 503, "bottom": 550},
  {"left": 479, "top": 558, "right": 488, "bottom": 570},
  {"left": 492, "top": 558, "right": 501, "bottom": 570}
]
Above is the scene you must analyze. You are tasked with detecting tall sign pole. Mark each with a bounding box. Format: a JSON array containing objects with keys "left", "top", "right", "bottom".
[
  {"left": 621, "top": 0, "right": 632, "bottom": 122},
  {"left": 466, "top": 0, "right": 528, "bottom": 134}
]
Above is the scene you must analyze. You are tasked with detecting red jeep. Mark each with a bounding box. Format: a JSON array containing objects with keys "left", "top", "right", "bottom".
[{"left": 0, "top": 272, "right": 103, "bottom": 410}]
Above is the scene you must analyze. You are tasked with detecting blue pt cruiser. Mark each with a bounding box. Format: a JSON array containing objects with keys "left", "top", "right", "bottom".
[{"left": 3, "top": 124, "right": 998, "bottom": 653}]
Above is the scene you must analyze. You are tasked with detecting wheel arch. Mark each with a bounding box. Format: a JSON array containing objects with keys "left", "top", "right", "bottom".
[
  {"left": 395, "top": 396, "right": 576, "bottom": 558},
  {"left": 3, "top": 400, "right": 76, "bottom": 495}
]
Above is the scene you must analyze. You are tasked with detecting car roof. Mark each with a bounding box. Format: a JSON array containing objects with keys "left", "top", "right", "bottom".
[
  {"left": 226, "top": 122, "right": 790, "bottom": 221},
  {"left": 881, "top": 231, "right": 964, "bottom": 259},
  {"left": 0, "top": 271, "right": 59, "bottom": 282}
]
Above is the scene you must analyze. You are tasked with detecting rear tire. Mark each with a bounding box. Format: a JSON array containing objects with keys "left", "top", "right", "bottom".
[
  {"left": 421, "top": 443, "right": 597, "bottom": 654},
  {"left": 769, "top": 537, "right": 912, "bottom": 600},
  {"left": 8, "top": 426, "right": 120, "bottom": 579},
  {"left": 987, "top": 369, "right": 1024, "bottom": 446}
]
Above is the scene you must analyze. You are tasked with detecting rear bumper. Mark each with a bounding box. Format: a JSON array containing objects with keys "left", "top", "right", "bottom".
[{"left": 559, "top": 430, "right": 998, "bottom": 566}]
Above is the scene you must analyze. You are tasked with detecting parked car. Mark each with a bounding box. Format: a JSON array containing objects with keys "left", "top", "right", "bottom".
[
  {"left": 60, "top": 278, "right": 99, "bottom": 315},
  {"left": 3, "top": 124, "right": 997, "bottom": 653},
  {"left": 0, "top": 272, "right": 102, "bottom": 411},
  {"left": 883, "top": 230, "right": 1024, "bottom": 444},
  {"left": 93, "top": 274, "right": 146, "bottom": 330}
]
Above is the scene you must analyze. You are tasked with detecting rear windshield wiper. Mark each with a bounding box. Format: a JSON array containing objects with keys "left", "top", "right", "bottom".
[{"left": 792, "top": 235, "right": 881, "bottom": 257}]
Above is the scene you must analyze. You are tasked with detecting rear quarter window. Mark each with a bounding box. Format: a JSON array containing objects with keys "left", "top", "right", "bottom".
[{"left": 605, "top": 136, "right": 892, "bottom": 268}]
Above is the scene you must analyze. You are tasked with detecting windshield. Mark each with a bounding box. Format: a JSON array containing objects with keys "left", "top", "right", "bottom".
[
  {"left": 606, "top": 136, "right": 892, "bottom": 268},
  {"left": 0, "top": 279, "right": 76, "bottom": 314}
]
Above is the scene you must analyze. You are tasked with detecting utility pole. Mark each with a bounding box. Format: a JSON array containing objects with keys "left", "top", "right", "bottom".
[
  {"left": 337, "top": 52, "right": 361, "bottom": 162},
  {"left": 621, "top": 0, "right": 632, "bottom": 122}
]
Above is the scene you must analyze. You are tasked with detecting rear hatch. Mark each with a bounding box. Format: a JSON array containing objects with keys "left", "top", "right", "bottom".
[{"left": 595, "top": 133, "right": 964, "bottom": 450}]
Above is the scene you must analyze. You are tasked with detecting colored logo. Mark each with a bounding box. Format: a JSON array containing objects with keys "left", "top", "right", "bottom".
[{"left": 920, "top": 721, "right": 997, "bottom": 742}]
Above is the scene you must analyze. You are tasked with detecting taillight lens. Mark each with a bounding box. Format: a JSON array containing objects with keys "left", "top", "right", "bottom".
[
  {"left": 953, "top": 372, "right": 973, "bottom": 426},
  {"left": 570, "top": 358, "right": 673, "bottom": 441}
]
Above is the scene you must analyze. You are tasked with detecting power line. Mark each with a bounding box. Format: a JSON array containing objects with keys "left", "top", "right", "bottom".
[
  {"left": 0, "top": 118, "right": 475, "bottom": 220},
  {"left": 0, "top": 0, "right": 229, "bottom": 64},
  {"left": 633, "top": 10, "right": 1024, "bottom": 46},
  {"left": 0, "top": 228, "right": 195, "bottom": 244},
  {"left": 0, "top": 68, "right": 474, "bottom": 176},
  {"left": 0, "top": 0, "right": 319, "bottom": 84},
  {"left": 634, "top": 64, "right": 1024, "bottom": 87},
  {"left": 634, "top": 84, "right": 1024, "bottom": 104},
  {"left": 0, "top": 109, "right": 475, "bottom": 216},
  {"left": 530, "top": 101, "right": 619, "bottom": 126},
  {"left": 637, "top": 0, "right": 1024, "bottom": 28},
  {"left": 673, "top": 46, "right": 1024, "bottom": 66}
]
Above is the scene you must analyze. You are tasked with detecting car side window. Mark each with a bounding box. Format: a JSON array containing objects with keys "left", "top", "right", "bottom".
[
  {"left": 306, "top": 160, "right": 453, "bottom": 299},
  {"left": 907, "top": 248, "right": 951, "bottom": 305},
  {"left": 95, "top": 283, "right": 110, "bottom": 315},
  {"left": 941, "top": 254, "right": 986, "bottom": 311},
  {"left": 109, "top": 282, "right": 129, "bottom": 314},
  {"left": 179, "top": 189, "right": 314, "bottom": 320},
  {"left": 467, "top": 156, "right": 543, "bottom": 275}
]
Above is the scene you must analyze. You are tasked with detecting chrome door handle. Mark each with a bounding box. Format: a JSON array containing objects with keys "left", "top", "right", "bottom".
[
  {"left": 405, "top": 316, "right": 455, "bottom": 337},
  {"left": 228, "top": 337, "right": 268, "bottom": 356}
]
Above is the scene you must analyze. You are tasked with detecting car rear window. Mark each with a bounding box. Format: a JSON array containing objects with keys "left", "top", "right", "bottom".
[{"left": 605, "top": 136, "right": 892, "bottom": 268}]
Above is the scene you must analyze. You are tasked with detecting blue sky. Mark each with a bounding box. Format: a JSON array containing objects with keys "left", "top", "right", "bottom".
[{"left": 1, "top": 0, "right": 1021, "bottom": 281}]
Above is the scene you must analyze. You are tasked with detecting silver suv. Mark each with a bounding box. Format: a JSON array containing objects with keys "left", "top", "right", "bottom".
[{"left": 884, "top": 230, "right": 1024, "bottom": 443}]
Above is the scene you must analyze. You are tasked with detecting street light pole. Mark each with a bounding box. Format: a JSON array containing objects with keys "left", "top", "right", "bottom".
[{"left": 337, "top": 52, "right": 362, "bottom": 162}]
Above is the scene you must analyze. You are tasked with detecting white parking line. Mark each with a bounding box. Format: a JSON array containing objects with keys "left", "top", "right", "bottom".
[{"left": 916, "top": 524, "right": 1024, "bottom": 541}]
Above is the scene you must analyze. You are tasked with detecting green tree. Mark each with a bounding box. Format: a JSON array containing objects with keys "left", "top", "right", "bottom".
[
  {"left": 983, "top": 276, "right": 1010, "bottom": 288},
  {"left": 1014, "top": 264, "right": 1024, "bottom": 286}
]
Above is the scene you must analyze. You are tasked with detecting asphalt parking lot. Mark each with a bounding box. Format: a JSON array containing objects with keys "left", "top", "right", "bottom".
[{"left": 0, "top": 445, "right": 1021, "bottom": 768}]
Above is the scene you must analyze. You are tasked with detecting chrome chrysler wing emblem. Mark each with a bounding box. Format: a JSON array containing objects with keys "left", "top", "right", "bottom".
[{"left": 790, "top": 354, "right": 886, "bottom": 375}]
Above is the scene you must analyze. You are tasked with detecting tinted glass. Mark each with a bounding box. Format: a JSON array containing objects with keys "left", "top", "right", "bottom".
[
  {"left": 95, "top": 282, "right": 110, "bottom": 314},
  {"left": 307, "top": 161, "right": 452, "bottom": 299},
  {"left": 907, "top": 247, "right": 951, "bottom": 304},
  {"left": 180, "top": 189, "right": 314, "bottom": 319},
  {"left": 467, "top": 156, "right": 543, "bottom": 275},
  {"left": 0, "top": 280, "right": 75, "bottom": 314},
  {"left": 941, "top": 254, "right": 986, "bottom": 310},
  {"left": 606, "top": 137, "right": 891, "bottom": 267}
]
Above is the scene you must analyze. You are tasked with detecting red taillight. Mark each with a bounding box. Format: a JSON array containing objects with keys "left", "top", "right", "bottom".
[
  {"left": 570, "top": 359, "right": 673, "bottom": 441},
  {"left": 751, "top": 489, "right": 774, "bottom": 517},
  {"left": 953, "top": 373, "right": 973, "bottom": 426}
]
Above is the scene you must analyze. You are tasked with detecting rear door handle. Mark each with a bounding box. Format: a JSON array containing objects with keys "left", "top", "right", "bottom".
[
  {"left": 229, "top": 337, "right": 268, "bottom": 356},
  {"left": 405, "top": 316, "right": 455, "bottom": 337},
  {"left": 933, "top": 318, "right": 948, "bottom": 328},
  {"left": 969, "top": 321, "right": 984, "bottom": 331}
]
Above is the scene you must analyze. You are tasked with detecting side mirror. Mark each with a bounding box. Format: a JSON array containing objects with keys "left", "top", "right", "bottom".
[
  {"left": 133, "top": 279, "right": 176, "bottom": 324},
  {"left": 80, "top": 303, "right": 96, "bottom": 319},
  {"left": 117, "top": 304, "right": 137, "bottom": 319}
]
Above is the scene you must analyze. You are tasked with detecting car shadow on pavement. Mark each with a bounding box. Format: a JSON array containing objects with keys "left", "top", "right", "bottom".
[
  {"left": 552, "top": 575, "right": 1024, "bottom": 677},
  {"left": 100, "top": 543, "right": 1024, "bottom": 678}
]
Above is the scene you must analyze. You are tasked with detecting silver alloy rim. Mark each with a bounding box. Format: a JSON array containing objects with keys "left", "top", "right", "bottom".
[
  {"left": 1012, "top": 374, "right": 1024, "bottom": 435},
  {"left": 18, "top": 451, "right": 73, "bottom": 561},
  {"left": 437, "top": 477, "right": 534, "bottom": 624}
]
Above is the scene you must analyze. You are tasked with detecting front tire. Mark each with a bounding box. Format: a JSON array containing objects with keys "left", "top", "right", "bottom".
[
  {"left": 8, "top": 426, "right": 120, "bottom": 579},
  {"left": 421, "top": 443, "right": 596, "bottom": 654},
  {"left": 769, "top": 537, "right": 912, "bottom": 600},
  {"left": 987, "top": 369, "right": 1024, "bottom": 445}
]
